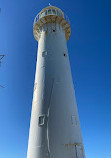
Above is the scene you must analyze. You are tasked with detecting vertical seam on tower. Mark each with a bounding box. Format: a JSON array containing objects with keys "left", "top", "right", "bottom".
[
  {"left": 47, "top": 78, "right": 55, "bottom": 157},
  {"left": 75, "top": 145, "right": 78, "bottom": 158}
]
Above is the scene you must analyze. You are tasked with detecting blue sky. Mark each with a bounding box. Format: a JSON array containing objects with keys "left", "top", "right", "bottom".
[{"left": 0, "top": 0, "right": 111, "bottom": 157}]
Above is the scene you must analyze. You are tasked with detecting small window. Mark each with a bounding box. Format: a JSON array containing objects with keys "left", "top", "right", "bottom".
[
  {"left": 34, "top": 82, "right": 37, "bottom": 91},
  {"left": 60, "top": 12, "right": 63, "bottom": 18},
  {"left": 42, "top": 51, "right": 47, "bottom": 57},
  {"left": 57, "top": 10, "right": 59, "bottom": 16},
  {"left": 58, "top": 11, "right": 60, "bottom": 16},
  {"left": 48, "top": 9, "right": 52, "bottom": 14},
  {"left": 63, "top": 52, "right": 67, "bottom": 57},
  {"left": 56, "top": 10, "right": 58, "bottom": 15},
  {"left": 45, "top": 10, "right": 47, "bottom": 15},
  {"left": 56, "top": 10, "right": 63, "bottom": 18},
  {"left": 38, "top": 115, "right": 45, "bottom": 126},
  {"left": 52, "top": 9, "right": 56, "bottom": 15},
  {"left": 71, "top": 115, "right": 77, "bottom": 125}
]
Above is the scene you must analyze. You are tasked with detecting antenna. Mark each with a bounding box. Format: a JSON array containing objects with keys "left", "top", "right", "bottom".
[
  {"left": 0, "top": 55, "right": 5, "bottom": 67},
  {"left": 0, "top": 55, "right": 5, "bottom": 88}
]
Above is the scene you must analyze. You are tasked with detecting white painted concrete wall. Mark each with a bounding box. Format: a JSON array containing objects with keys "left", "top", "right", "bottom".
[{"left": 27, "top": 23, "right": 85, "bottom": 158}]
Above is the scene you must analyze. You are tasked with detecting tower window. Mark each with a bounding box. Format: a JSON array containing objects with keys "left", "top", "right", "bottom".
[
  {"left": 63, "top": 53, "right": 67, "bottom": 57},
  {"left": 57, "top": 10, "right": 59, "bottom": 16},
  {"left": 38, "top": 115, "right": 45, "bottom": 126},
  {"left": 52, "top": 9, "right": 56, "bottom": 15},
  {"left": 71, "top": 115, "right": 77, "bottom": 125},
  {"left": 48, "top": 9, "right": 52, "bottom": 14},
  {"left": 34, "top": 82, "right": 37, "bottom": 91},
  {"left": 45, "top": 10, "right": 47, "bottom": 15},
  {"left": 42, "top": 51, "right": 47, "bottom": 57}
]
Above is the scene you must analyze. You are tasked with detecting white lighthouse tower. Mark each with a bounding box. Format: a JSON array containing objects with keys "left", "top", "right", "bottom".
[{"left": 27, "top": 6, "right": 85, "bottom": 158}]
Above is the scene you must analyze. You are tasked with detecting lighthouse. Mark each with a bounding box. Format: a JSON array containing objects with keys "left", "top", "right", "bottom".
[{"left": 27, "top": 6, "right": 85, "bottom": 158}]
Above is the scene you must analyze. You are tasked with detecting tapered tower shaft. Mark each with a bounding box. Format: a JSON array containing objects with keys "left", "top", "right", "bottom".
[{"left": 27, "top": 6, "right": 85, "bottom": 158}]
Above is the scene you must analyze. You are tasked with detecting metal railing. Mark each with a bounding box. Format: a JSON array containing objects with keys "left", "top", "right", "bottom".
[{"left": 33, "top": 12, "right": 70, "bottom": 26}]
